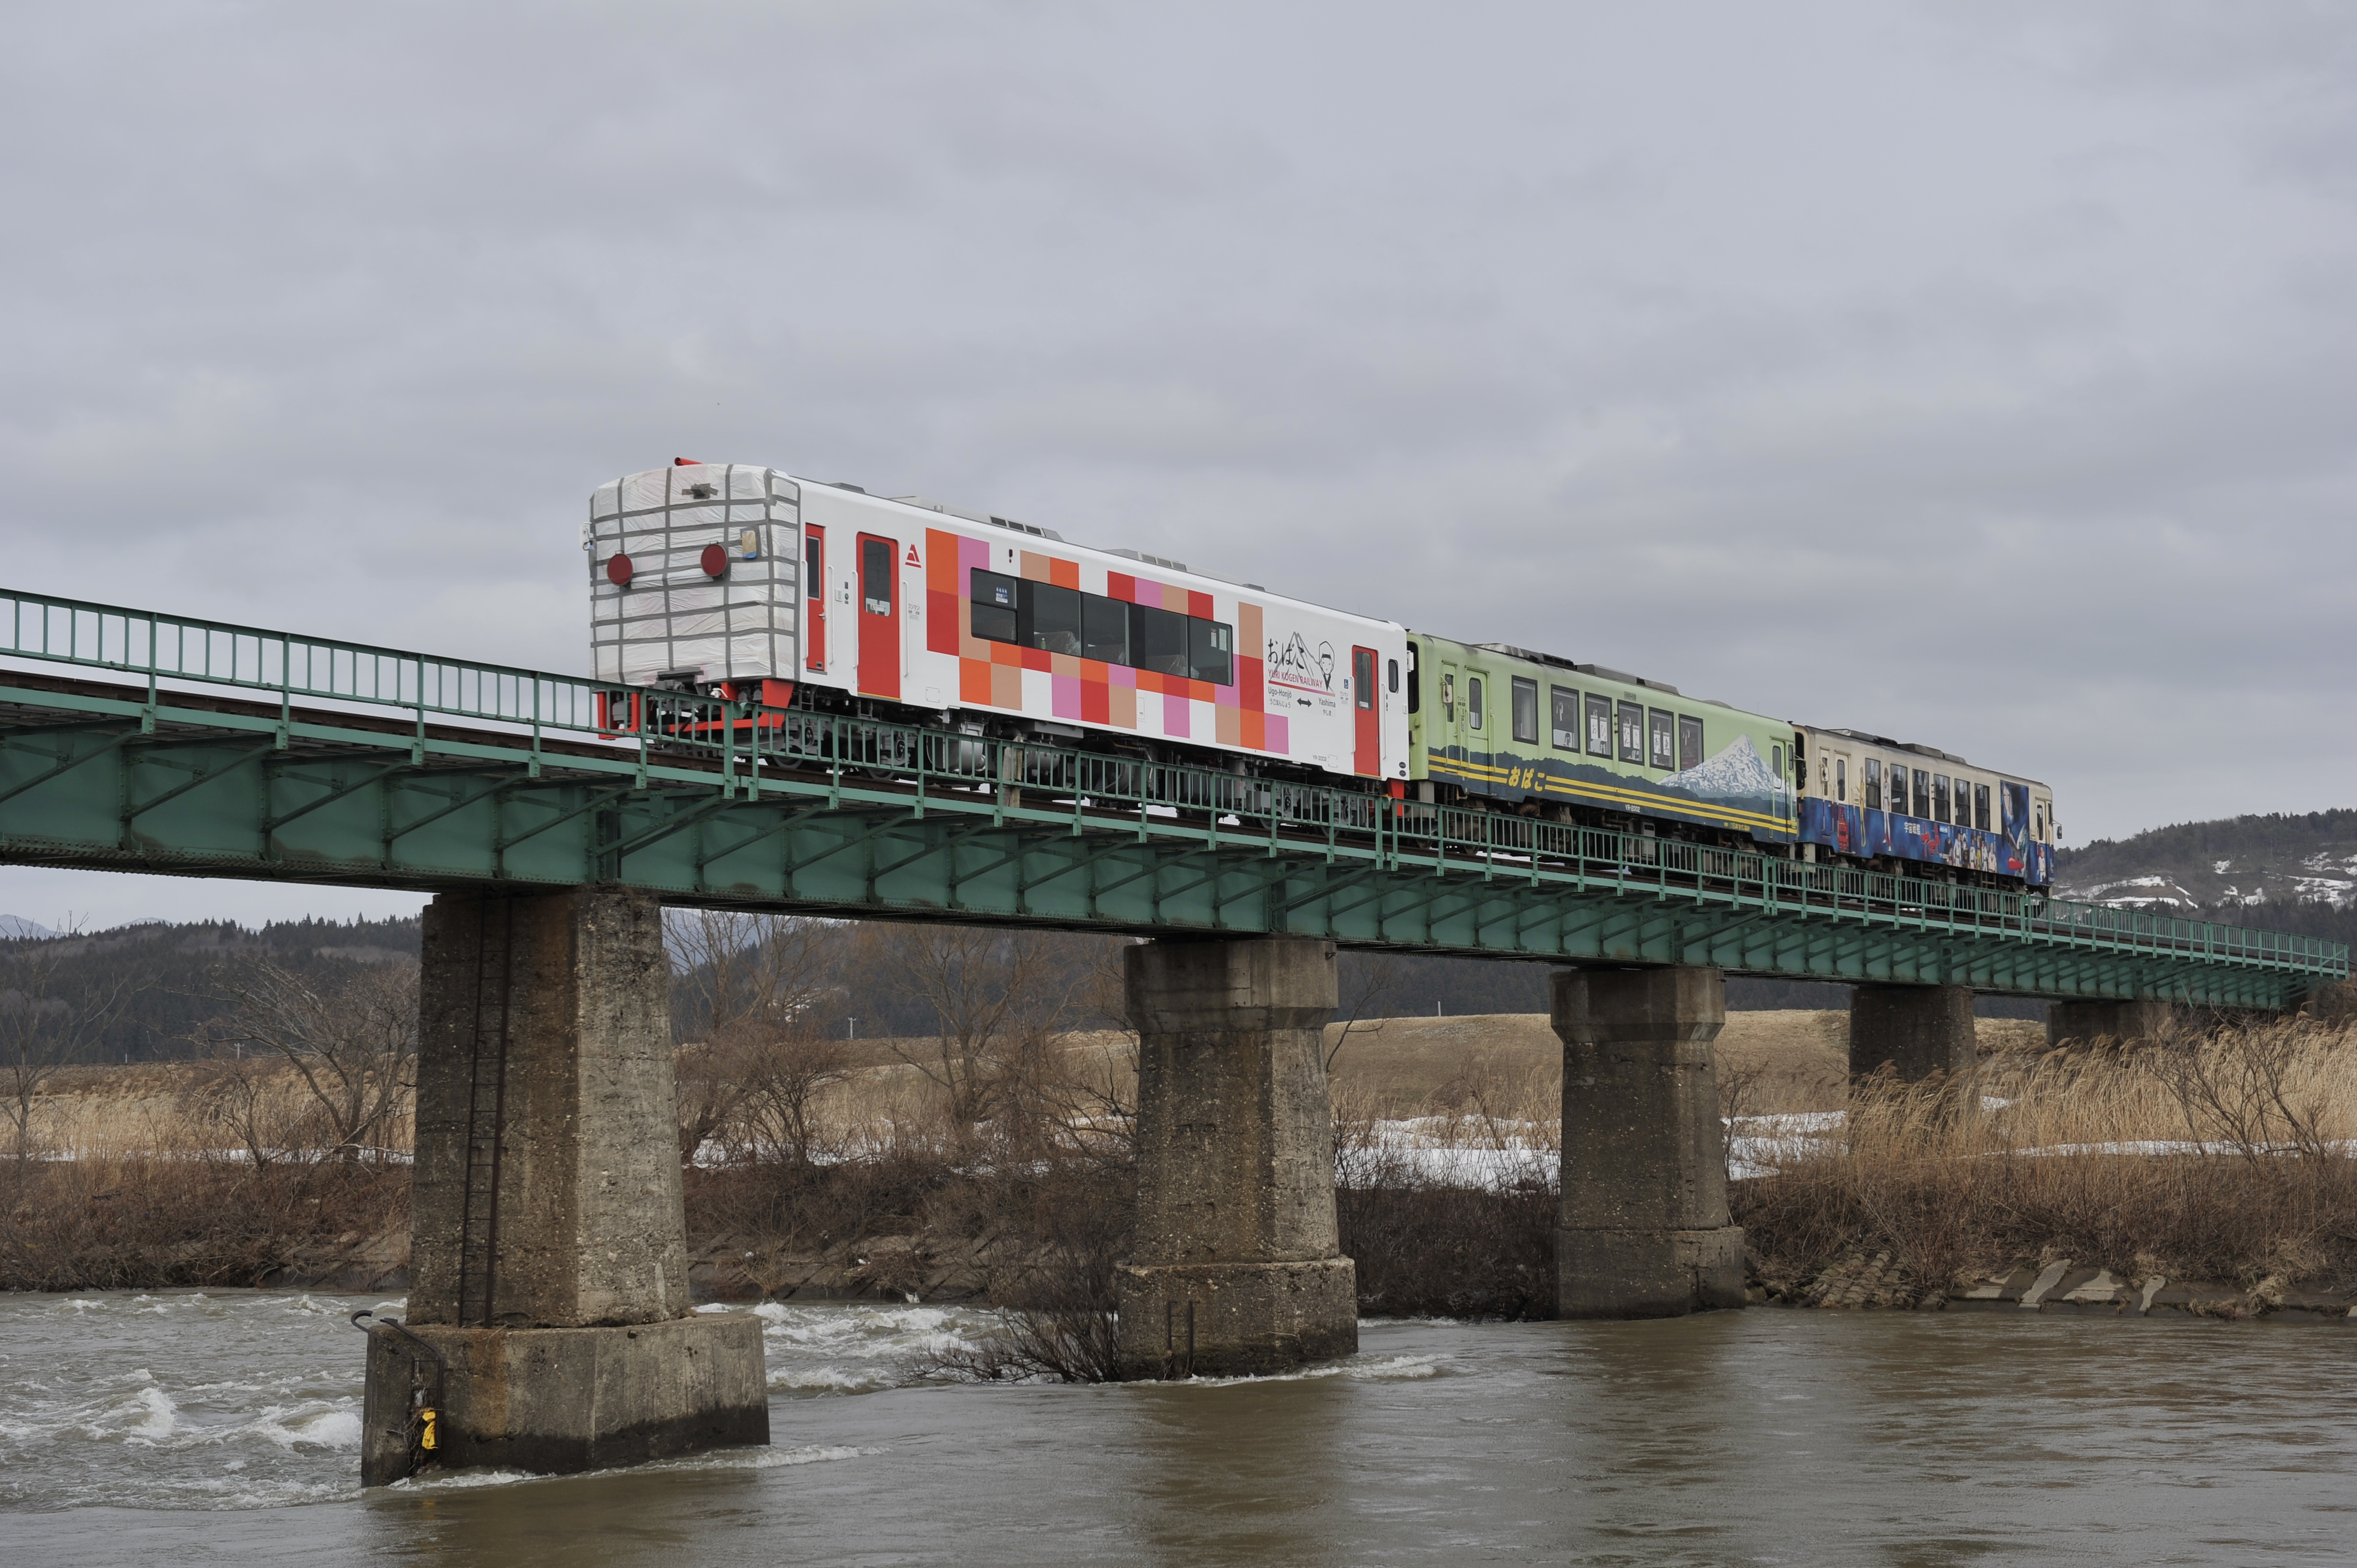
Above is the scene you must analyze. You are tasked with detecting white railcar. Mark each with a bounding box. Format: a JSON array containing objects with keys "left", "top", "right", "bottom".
[{"left": 588, "top": 461, "right": 1410, "bottom": 786}]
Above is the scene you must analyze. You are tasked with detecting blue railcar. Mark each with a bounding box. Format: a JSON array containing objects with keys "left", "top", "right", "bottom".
[{"left": 1793, "top": 724, "right": 2055, "bottom": 888}]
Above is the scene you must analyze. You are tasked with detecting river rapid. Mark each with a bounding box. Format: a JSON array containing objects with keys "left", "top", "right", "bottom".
[{"left": 3, "top": 1291, "right": 2354, "bottom": 1566}]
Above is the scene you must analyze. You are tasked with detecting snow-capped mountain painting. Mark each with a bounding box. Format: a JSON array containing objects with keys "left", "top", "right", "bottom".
[{"left": 1659, "top": 734, "right": 1783, "bottom": 811}]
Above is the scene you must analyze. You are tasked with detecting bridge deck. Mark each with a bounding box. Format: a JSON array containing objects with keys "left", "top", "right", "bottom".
[{"left": 0, "top": 588, "right": 2342, "bottom": 1007}]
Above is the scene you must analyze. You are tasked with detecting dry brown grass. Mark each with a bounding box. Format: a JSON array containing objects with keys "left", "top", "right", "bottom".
[{"left": 1738, "top": 1017, "right": 2357, "bottom": 1303}]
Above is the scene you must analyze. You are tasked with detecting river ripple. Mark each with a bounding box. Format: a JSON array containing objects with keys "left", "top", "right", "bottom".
[{"left": 3, "top": 1290, "right": 2354, "bottom": 1565}]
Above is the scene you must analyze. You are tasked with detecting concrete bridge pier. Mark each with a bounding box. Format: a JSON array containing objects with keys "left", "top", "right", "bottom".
[
  {"left": 360, "top": 886, "right": 767, "bottom": 1485},
  {"left": 2049, "top": 998, "right": 2175, "bottom": 1045},
  {"left": 1553, "top": 966, "right": 1745, "bottom": 1319},
  {"left": 1849, "top": 984, "right": 1977, "bottom": 1084},
  {"left": 1114, "top": 936, "right": 1358, "bottom": 1379}
]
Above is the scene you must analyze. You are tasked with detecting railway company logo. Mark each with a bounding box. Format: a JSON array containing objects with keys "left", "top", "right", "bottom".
[{"left": 1267, "top": 632, "right": 1335, "bottom": 692}]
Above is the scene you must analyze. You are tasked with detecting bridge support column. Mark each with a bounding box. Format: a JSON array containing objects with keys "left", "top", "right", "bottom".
[
  {"left": 1553, "top": 966, "right": 1744, "bottom": 1319},
  {"left": 1114, "top": 937, "right": 1357, "bottom": 1380},
  {"left": 361, "top": 886, "right": 766, "bottom": 1485},
  {"left": 1849, "top": 985, "right": 1977, "bottom": 1084},
  {"left": 2049, "top": 998, "right": 2174, "bottom": 1046}
]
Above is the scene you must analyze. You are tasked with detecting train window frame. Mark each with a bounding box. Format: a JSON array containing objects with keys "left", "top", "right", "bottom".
[
  {"left": 1406, "top": 643, "right": 1420, "bottom": 714},
  {"left": 1864, "top": 757, "right": 1881, "bottom": 811},
  {"left": 860, "top": 537, "right": 894, "bottom": 616},
  {"left": 1387, "top": 657, "right": 1399, "bottom": 696},
  {"left": 1467, "top": 675, "right": 1484, "bottom": 731},
  {"left": 1933, "top": 775, "right": 1951, "bottom": 822},
  {"left": 1020, "top": 579, "right": 1084, "bottom": 657},
  {"left": 1648, "top": 708, "right": 1674, "bottom": 770},
  {"left": 1550, "top": 686, "right": 1579, "bottom": 751},
  {"left": 1676, "top": 714, "right": 1704, "bottom": 773},
  {"left": 1974, "top": 783, "right": 1991, "bottom": 831},
  {"left": 1082, "top": 592, "right": 1129, "bottom": 666},
  {"left": 1617, "top": 700, "right": 1644, "bottom": 765},
  {"left": 970, "top": 568, "right": 1019, "bottom": 644},
  {"left": 1511, "top": 678, "right": 1540, "bottom": 745},
  {"left": 1772, "top": 743, "right": 1784, "bottom": 782},
  {"left": 1190, "top": 619, "right": 1234, "bottom": 686},
  {"left": 1913, "top": 768, "right": 1932, "bottom": 819},
  {"left": 1835, "top": 757, "right": 1847, "bottom": 803},
  {"left": 1354, "top": 648, "right": 1376, "bottom": 711},
  {"left": 1587, "top": 693, "right": 1613, "bottom": 757},
  {"left": 1130, "top": 603, "right": 1191, "bottom": 678}
]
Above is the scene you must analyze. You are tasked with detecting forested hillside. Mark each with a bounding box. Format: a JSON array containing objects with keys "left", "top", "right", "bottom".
[{"left": 2057, "top": 809, "right": 2357, "bottom": 919}]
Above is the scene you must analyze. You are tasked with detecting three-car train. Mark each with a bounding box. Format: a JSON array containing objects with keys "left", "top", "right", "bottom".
[{"left": 587, "top": 460, "right": 2056, "bottom": 888}]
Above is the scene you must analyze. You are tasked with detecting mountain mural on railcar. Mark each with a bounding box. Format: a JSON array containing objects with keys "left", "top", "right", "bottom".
[{"left": 1656, "top": 734, "right": 1784, "bottom": 814}]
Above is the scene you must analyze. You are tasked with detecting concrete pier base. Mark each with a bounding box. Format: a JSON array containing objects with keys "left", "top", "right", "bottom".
[
  {"left": 1114, "top": 937, "right": 1357, "bottom": 1379},
  {"left": 362, "top": 1315, "right": 768, "bottom": 1481},
  {"left": 361, "top": 886, "right": 766, "bottom": 1484},
  {"left": 2049, "top": 998, "right": 2174, "bottom": 1046},
  {"left": 1553, "top": 966, "right": 1744, "bottom": 1319},
  {"left": 1850, "top": 985, "right": 1977, "bottom": 1083}
]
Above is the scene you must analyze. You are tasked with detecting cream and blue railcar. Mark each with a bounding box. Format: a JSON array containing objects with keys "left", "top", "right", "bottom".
[{"left": 1792, "top": 725, "right": 2055, "bottom": 888}]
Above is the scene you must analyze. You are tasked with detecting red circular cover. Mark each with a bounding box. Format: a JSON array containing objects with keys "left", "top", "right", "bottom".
[
  {"left": 606, "top": 554, "right": 633, "bottom": 587},
  {"left": 701, "top": 543, "right": 728, "bottom": 579}
]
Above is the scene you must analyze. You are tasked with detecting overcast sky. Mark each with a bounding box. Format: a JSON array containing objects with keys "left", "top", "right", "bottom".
[{"left": 3, "top": 1, "right": 2351, "bottom": 931}]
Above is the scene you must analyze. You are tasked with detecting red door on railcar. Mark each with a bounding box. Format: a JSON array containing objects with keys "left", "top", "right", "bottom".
[
  {"left": 1352, "top": 645, "right": 1379, "bottom": 777},
  {"left": 805, "top": 525, "right": 827, "bottom": 673},
  {"left": 857, "top": 533, "right": 899, "bottom": 699}
]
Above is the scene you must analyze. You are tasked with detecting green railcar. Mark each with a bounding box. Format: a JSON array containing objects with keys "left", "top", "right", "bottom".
[{"left": 1405, "top": 633, "right": 1798, "bottom": 844}]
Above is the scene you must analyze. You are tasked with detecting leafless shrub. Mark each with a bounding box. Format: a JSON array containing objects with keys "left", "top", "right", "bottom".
[
  {"left": 189, "top": 958, "right": 417, "bottom": 1163},
  {"left": 1, "top": 925, "right": 137, "bottom": 1199}
]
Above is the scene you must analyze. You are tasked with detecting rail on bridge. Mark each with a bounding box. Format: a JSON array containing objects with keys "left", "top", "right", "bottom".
[{"left": 1, "top": 589, "right": 2344, "bottom": 1479}]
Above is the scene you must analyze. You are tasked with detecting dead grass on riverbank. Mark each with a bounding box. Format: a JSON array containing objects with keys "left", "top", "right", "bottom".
[{"left": 1736, "top": 1017, "right": 2357, "bottom": 1303}]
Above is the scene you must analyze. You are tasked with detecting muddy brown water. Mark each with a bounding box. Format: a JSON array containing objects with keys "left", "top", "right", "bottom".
[{"left": 5, "top": 1290, "right": 2355, "bottom": 1565}]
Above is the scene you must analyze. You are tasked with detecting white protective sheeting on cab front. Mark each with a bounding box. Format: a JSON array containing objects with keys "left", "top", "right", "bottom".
[{"left": 586, "top": 464, "right": 801, "bottom": 686}]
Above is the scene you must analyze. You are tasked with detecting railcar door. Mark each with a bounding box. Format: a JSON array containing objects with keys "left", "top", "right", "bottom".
[
  {"left": 1351, "top": 646, "right": 1379, "bottom": 777},
  {"left": 856, "top": 532, "right": 900, "bottom": 699},
  {"left": 804, "top": 526, "right": 827, "bottom": 673},
  {"left": 1436, "top": 656, "right": 1463, "bottom": 791}
]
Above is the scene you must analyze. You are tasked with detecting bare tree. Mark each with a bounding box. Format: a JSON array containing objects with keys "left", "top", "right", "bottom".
[
  {"left": 668, "top": 910, "right": 846, "bottom": 1162},
  {"left": 1325, "top": 953, "right": 1401, "bottom": 1073},
  {"left": 860, "top": 924, "right": 1084, "bottom": 1131},
  {"left": 194, "top": 958, "right": 418, "bottom": 1163},
  {"left": 0, "top": 926, "right": 136, "bottom": 1198},
  {"left": 186, "top": 1040, "right": 311, "bottom": 1172}
]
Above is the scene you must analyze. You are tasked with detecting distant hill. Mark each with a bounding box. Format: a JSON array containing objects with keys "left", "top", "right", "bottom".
[
  {"left": 0, "top": 914, "right": 58, "bottom": 939},
  {"left": 2056, "top": 809, "right": 2357, "bottom": 914}
]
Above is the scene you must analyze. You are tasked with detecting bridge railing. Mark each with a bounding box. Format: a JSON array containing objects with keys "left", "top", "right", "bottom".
[
  {"left": 0, "top": 586, "right": 2344, "bottom": 982},
  {"left": 0, "top": 589, "right": 610, "bottom": 737}
]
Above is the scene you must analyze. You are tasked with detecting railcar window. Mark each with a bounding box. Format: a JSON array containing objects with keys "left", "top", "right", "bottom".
[
  {"left": 1130, "top": 604, "right": 1191, "bottom": 678},
  {"left": 1913, "top": 769, "right": 1931, "bottom": 819},
  {"left": 1551, "top": 687, "right": 1579, "bottom": 751},
  {"left": 1835, "top": 758, "right": 1847, "bottom": 802},
  {"left": 1467, "top": 677, "right": 1484, "bottom": 730},
  {"left": 1933, "top": 775, "right": 1951, "bottom": 822},
  {"left": 1954, "top": 783, "right": 1971, "bottom": 827},
  {"left": 1772, "top": 743, "right": 1784, "bottom": 781},
  {"left": 1354, "top": 649, "right": 1376, "bottom": 710},
  {"left": 1617, "top": 701, "right": 1644, "bottom": 765},
  {"left": 1587, "top": 694, "right": 1613, "bottom": 757},
  {"left": 1190, "top": 620, "right": 1234, "bottom": 686},
  {"left": 1082, "top": 594, "right": 1128, "bottom": 665},
  {"left": 1387, "top": 658, "right": 1399, "bottom": 695},
  {"left": 970, "top": 569, "right": 1019, "bottom": 643},
  {"left": 1406, "top": 644, "right": 1420, "bottom": 713},
  {"left": 1511, "top": 678, "right": 1539, "bottom": 744},
  {"left": 1648, "top": 709, "right": 1674, "bottom": 769},
  {"left": 1440, "top": 673, "right": 1454, "bottom": 721},
  {"left": 1021, "top": 580, "right": 1083, "bottom": 656},
  {"left": 1864, "top": 758, "right": 1881, "bottom": 811},
  {"left": 1677, "top": 714, "right": 1704, "bottom": 772},
  {"left": 1974, "top": 783, "right": 1991, "bottom": 831},
  {"left": 861, "top": 538, "right": 893, "bottom": 615}
]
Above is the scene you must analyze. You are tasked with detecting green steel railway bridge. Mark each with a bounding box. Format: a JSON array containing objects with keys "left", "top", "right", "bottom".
[
  {"left": 0, "top": 590, "right": 2338, "bottom": 1007},
  {"left": 2, "top": 588, "right": 2344, "bottom": 1479}
]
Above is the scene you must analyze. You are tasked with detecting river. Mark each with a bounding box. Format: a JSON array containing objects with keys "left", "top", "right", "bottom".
[{"left": 3, "top": 1290, "right": 2354, "bottom": 1565}]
